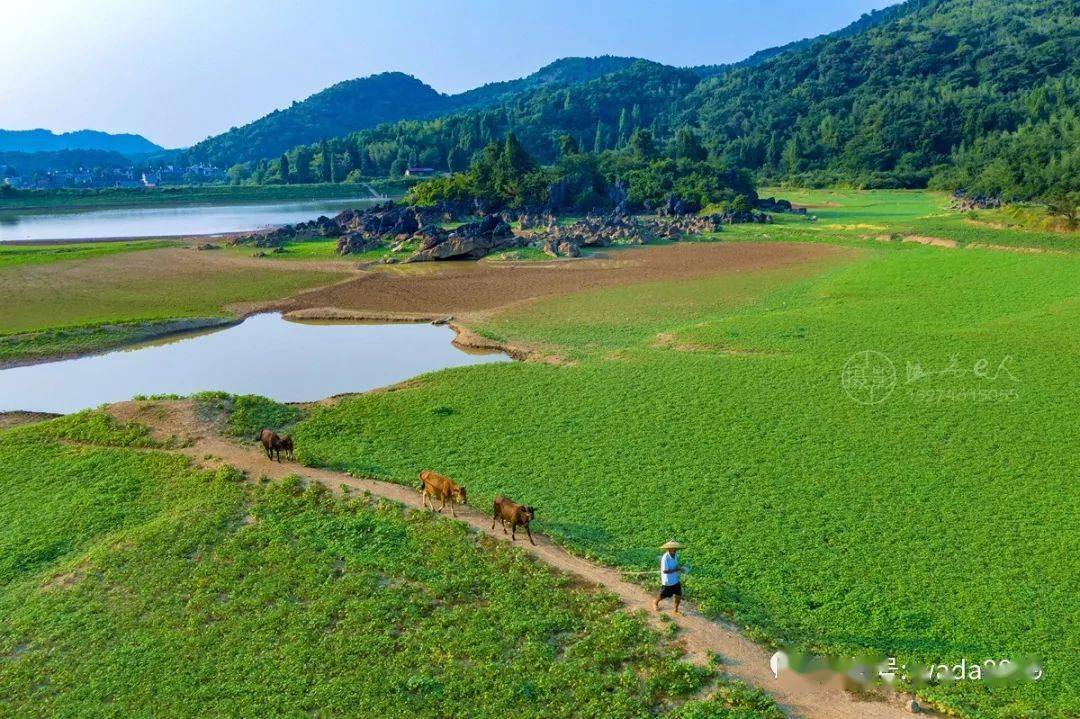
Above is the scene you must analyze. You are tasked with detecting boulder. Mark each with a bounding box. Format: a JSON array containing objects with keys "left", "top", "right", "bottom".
[{"left": 405, "top": 214, "right": 518, "bottom": 262}]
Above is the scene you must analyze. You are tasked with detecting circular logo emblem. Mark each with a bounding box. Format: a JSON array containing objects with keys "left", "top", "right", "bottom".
[{"left": 842, "top": 350, "right": 896, "bottom": 405}]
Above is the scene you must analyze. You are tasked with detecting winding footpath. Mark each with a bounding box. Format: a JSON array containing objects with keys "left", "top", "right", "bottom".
[{"left": 111, "top": 400, "right": 921, "bottom": 719}]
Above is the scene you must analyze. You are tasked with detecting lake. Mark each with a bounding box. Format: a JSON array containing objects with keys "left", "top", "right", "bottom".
[
  {"left": 0, "top": 314, "right": 509, "bottom": 413},
  {"left": 0, "top": 197, "right": 380, "bottom": 242}
]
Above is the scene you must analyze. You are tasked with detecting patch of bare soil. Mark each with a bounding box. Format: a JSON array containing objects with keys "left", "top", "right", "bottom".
[
  {"left": 272, "top": 243, "right": 852, "bottom": 320},
  {"left": 965, "top": 242, "right": 1066, "bottom": 256},
  {"left": 651, "top": 333, "right": 774, "bottom": 356},
  {"left": 105, "top": 399, "right": 211, "bottom": 445},
  {"left": 900, "top": 235, "right": 959, "bottom": 249}
]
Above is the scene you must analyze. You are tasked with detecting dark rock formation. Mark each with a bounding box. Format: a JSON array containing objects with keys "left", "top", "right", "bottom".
[
  {"left": 950, "top": 190, "right": 1002, "bottom": 211},
  {"left": 406, "top": 214, "right": 519, "bottom": 262},
  {"left": 757, "top": 196, "right": 807, "bottom": 216}
]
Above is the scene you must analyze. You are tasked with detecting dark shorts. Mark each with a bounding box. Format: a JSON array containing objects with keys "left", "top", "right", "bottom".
[{"left": 658, "top": 583, "right": 682, "bottom": 599}]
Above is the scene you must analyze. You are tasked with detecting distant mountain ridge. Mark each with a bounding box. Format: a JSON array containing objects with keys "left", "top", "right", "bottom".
[
  {"left": 184, "top": 56, "right": 642, "bottom": 168},
  {"left": 0, "top": 129, "right": 162, "bottom": 156},
  {"left": 225, "top": 0, "right": 1078, "bottom": 201}
]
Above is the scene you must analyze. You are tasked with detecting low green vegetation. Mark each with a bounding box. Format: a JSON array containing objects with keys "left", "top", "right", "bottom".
[
  {"left": 0, "top": 249, "right": 344, "bottom": 362},
  {"left": 294, "top": 191, "right": 1079, "bottom": 718},
  {"left": 193, "top": 392, "right": 305, "bottom": 438},
  {"left": 0, "top": 239, "right": 176, "bottom": 268},
  {"left": 748, "top": 188, "right": 1077, "bottom": 253},
  {"left": 0, "top": 411, "right": 783, "bottom": 718}
]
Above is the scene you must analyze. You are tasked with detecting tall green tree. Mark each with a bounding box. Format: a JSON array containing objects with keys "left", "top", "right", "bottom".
[
  {"left": 278, "top": 154, "right": 290, "bottom": 184},
  {"left": 673, "top": 128, "right": 707, "bottom": 161},
  {"left": 629, "top": 129, "right": 657, "bottom": 161}
]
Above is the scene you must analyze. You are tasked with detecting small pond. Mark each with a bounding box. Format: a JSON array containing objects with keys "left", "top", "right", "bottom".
[{"left": 0, "top": 314, "right": 509, "bottom": 414}]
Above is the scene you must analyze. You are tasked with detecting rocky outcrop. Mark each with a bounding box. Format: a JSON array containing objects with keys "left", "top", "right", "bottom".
[
  {"left": 950, "top": 190, "right": 1002, "bottom": 211},
  {"left": 757, "top": 196, "right": 807, "bottom": 215},
  {"left": 405, "top": 214, "right": 519, "bottom": 262}
]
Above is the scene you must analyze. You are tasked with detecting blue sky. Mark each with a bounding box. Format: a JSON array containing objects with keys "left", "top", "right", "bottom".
[{"left": 2, "top": 0, "right": 897, "bottom": 148}]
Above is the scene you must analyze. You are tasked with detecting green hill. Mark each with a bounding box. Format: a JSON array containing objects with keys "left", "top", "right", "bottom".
[
  {"left": 232, "top": 0, "right": 1079, "bottom": 200},
  {"left": 184, "top": 57, "right": 641, "bottom": 168},
  {"left": 0, "top": 129, "right": 162, "bottom": 157}
]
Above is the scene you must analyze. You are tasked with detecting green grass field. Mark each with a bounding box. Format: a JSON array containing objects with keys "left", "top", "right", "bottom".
[
  {"left": 752, "top": 189, "right": 1078, "bottom": 253},
  {"left": 0, "top": 246, "right": 345, "bottom": 363},
  {"left": 0, "top": 411, "right": 782, "bottom": 718},
  {"left": 0, "top": 239, "right": 177, "bottom": 268},
  {"left": 293, "top": 191, "right": 1079, "bottom": 718}
]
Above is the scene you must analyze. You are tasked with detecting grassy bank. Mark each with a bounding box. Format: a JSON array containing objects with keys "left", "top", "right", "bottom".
[
  {"left": 755, "top": 188, "right": 1077, "bottom": 253},
  {"left": 0, "top": 180, "right": 410, "bottom": 213},
  {"left": 0, "top": 244, "right": 346, "bottom": 363},
  {"left": 0, "top": 239, "right": 176, "bottom": 268},
  {"left": 294, "top": 193, "right": 1079, "bottom": 718},
  {"left": 0, "top": 411, "right": 781, "bottom": 718}
]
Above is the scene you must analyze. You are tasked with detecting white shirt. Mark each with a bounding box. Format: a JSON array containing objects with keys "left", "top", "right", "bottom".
[{"left": 660, "top": 552, "right": 680, "bottom": 586}]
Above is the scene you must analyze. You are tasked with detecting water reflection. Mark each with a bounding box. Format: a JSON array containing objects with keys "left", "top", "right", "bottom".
[{"left": 0, "top": 314, "right": 509, "bottom": 413}]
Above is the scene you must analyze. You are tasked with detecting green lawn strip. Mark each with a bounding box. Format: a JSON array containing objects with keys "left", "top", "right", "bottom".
[
  {"left": 0, "top": 264, "right": 343, "bottom": 336},
  {"left": 759, "top": 188, "right": 1077, "bottom": 252},
  {"left": 294, "top": 243, "right": 1079, "bottom": 718},
  {"left": 0, "top": 412, "right": 785, "bottom": 718},
  {"left": 0, "top": 239, "right": 177, "bottom": 268}
]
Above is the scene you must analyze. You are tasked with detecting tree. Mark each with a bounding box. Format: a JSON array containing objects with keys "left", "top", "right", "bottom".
[
  {"left": 294, "top": 146, "right": 314, "bottom": 184},
  {"left": 1046, "top": 192, "right": 1079, "bottom": 229},
  {"left": 278, "top": 154, "right": 290, "bottom": 184},
  {"left": 593, "top": 121, "right": 609, "bottom": 154},
  {"left": 320, "top": 141, "right": 333, "bottom": 183},
  {"left": 629, "top": 129, "right": 657, "bottom": 161},
  {"left": 447, "top": 146, "right": 470, "bottom": 173},
  {"left": 674, "top": 128, "right": 707, "bottom": 161},
  {"left": 617, "top": 108, "right": 630, "bottom": 148},
  {"left": 558, "top": 134, "right": 580, "bottom": 157}
]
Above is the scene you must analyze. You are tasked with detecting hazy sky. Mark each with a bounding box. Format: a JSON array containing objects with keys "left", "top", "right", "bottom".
[{"left": 2, "top": 0, "right": 897, "bottom": 148}]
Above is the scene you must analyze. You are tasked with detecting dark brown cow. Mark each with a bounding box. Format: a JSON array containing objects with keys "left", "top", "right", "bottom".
[
  {"left": 419, "top": 470, "right": 467, "bottom": 517},
  {"left": 492, "top": 495, "right": 537, "bottom": 545},
  {"left": 279, "top": 435, "right": 295, "bottom": 460},
  {"left": 259, "top": 428, "right": 285, "bottom": 462}
]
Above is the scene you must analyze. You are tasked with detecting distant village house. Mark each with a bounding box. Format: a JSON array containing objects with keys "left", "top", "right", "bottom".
[{"left": 404, "top": 166, "right": 435, "bottom": 177}]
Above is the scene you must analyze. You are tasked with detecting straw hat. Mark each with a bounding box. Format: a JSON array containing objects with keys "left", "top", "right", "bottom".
[{"left": 660, "top": 540, "right": 685, "bottom": 550}]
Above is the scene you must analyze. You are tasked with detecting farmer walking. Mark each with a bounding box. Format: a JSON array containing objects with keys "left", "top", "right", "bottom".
[{"left": 653, "top": 540, "right": 686, "bottom": 614}]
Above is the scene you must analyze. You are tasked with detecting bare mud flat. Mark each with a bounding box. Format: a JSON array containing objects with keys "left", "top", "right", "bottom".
[{"left": 276, "top": 242, "right": 850, "bottom": 319}]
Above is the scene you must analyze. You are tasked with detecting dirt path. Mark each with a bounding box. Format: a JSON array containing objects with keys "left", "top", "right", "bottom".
[{"left": 106, "top": 400, "right": 919, "bottom": 719}]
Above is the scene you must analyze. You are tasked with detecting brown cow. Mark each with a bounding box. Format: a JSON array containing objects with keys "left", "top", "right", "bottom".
[
  {"left": 492, "top": 495, "right": 537, "bottom": 545},
  {"left": 279, "top": 435, "right": 295, "bottom": 460},
  {"left": 259, "top": 428, "right": 285, "bottom": 462},
  {"left": 419, "top": 470, "right": 467, "bottom": 517}
]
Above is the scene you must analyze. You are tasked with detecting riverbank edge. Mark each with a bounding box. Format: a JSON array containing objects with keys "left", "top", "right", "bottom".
[{"left": 0, "top": 317, "right": 240, "bottom": 370}]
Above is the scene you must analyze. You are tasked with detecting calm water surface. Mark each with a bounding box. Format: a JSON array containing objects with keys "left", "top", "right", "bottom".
[
  {"left": 0, "top": 198, "right": 379, "bottom": 242},
  {"left": 0, "top": 314, "right": 508, "bottom": 413}
]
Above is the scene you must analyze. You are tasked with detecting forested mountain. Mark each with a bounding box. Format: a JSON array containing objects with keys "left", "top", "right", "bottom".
[
  {"left": 0, "top": 149, "right": 130, "bottom": 173},
  {"left": 687, "top": 0, "right": 932, "bottom": 79},
  {"left": 681, "top": 0, "right": 1079, "bottom": 197},
  {"left": 184, "top": 57, "right": 641, "bottom": 168},
  {"left": 228, "top": 0, "right": 1079, "bottom": 200},
  {"left": 0, "top": 129, "right": 162, "bottom": 156}
]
